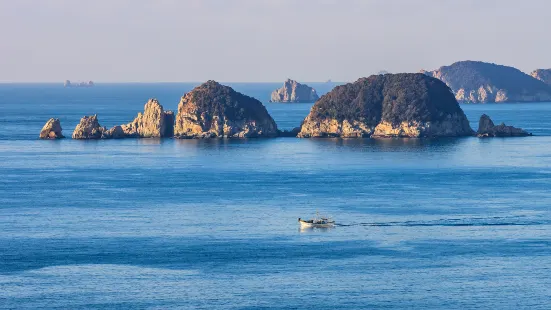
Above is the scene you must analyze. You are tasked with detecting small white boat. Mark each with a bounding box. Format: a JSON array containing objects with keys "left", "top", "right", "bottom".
[{"left": 298, "top": 212, "right": 335, "bottom": 228}]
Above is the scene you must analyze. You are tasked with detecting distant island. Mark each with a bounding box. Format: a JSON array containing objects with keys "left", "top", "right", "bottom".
[
  {"left": 421, "top": 61, "right": 551, "bottom": 103},
  {"left": 270, "top": 79, "right": 319, "bottom": 103},
  {"left": 64, "top": 80, "right": 94, "bottom": 88}
]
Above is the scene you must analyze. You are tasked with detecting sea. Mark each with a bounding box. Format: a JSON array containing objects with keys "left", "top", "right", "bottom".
[{"left": 1, "top": 83, "right": 551, "bottom": 309}]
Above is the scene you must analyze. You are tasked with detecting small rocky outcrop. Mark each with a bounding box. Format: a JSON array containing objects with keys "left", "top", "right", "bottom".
[
  {"left": 119, "top": 99, "right": 174, "bottom": 138},
  {"left": 270, "top": 79, "right": 319, "bottom": 103},
  {"left": 39, "top": 118, "right": 64, "bottom": 139},
  {"left": 476, "top": 114, "right": 531, "bottom": 137},
  {"left": 174, "top": 80, "right": 278, "bottom": 138},
  {"left": 72, "top": 115, "right": 106, "bottom": 139},
  {"left": 298, "top": 73, "right": 474, "bottom": 138},
  {"left": 421, "top": 61, "right": 551, "bottom": 103},
  {"left": 530, "top": 69, "right": 551, "bottom": 86}
]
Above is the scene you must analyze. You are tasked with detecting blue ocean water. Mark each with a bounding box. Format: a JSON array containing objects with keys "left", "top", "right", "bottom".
[{"left": 1, "top": 83, "right": 551, "bottom": 309}]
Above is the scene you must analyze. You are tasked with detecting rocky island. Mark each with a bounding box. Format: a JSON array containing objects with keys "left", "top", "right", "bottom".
[
  {"left": 41, "top": 77, "right": 533, "bottom": 140},
  {"left": 298, "top": 73, "right": 474, "bottom": 138},
  {"left": 270, "top": 79, "right": 319, "bottom": 103},
  {"left": 530, "top": 69, "right": 551, "bottom": 86},
  {"left": 477, "top": 114, "right": 531, "bottom": 137},
  {"left": 174, "top": 80, "right": 278, "bottom": 138},
  {"left": 421, "top": 61, "right": 551, "bottom": 103},
  {"left": 39, "top": 118, "right": 64, "bottom": 139}
]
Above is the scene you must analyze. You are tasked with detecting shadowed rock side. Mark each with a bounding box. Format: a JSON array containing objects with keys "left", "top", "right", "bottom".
[
  {"left": 162, "top": 111, "right": 175, "bottom": 137},
  {"left": 421, "top": 61, "right": 551, "bottom": 103},
  {"left": 39, "top": 118, "right": 64, "bottom": 139},
  {"left": 278, "top": 127, "right": 301, "bottom": 137},
  {"left": 530, "top": 69, "right": 551, "bottom": 86},
  {"left": 270, "top": 79, "right": 319, "bottom": 103},
  {"left": 298, "top": 73, "right": 474, "bottom": 138},
  {"left": 174, "top": 80, "right": 278, "bottom": 138},
  {"left": 120, "top": 99, "right": 174, "bottom": 138},
  {"left": 477, "top": 114, "right": 531, "bottom": 137}
]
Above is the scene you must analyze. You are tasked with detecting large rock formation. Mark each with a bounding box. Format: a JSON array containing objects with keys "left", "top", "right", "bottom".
[
  {"left": 298, "top": 73, "right": 474, "bottom": 138},
  {"left": 270, "top": 79, "right": 319, "bottom": 103},
  {"left": 421, "top": 61, "right": 551, "bottom": 103},
  {"left": 530, "top": 69, "right": 551, "bottom": 86},
  {"left": 174, "top": 80, "right": 278, "bottom": 138},
  {"left": 72, "top": 115, "right": 106, "bottom": 139},
  {"left": 477, "top": 114, "right": 531, "bottom": 137},
  {"left": 39, "top": 118, "right": 65, "bottom": 139},
  {"left": 119, "top": 99, "right": 174, "bottom": 138}
]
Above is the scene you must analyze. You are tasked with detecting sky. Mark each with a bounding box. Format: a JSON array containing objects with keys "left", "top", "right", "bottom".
[{"left": 1, "top": 0, "right": 550, "bottom": 82}]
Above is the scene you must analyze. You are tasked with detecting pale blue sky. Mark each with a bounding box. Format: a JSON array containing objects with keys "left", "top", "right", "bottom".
[{"left": 1, "top": 0, "right": 550, "bottom": 82}]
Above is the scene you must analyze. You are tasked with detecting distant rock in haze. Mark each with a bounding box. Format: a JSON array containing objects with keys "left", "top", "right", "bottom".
[
  {"left": 174, "top": 80, "right": 278, "bottom": 138},
  {"left": 530, "top": 69, "right": 551, "bottom": 86},
  {"left": 298, "top": 73, "right": 474, "bottom": 138},
  {"left": 421, "top": 61, "right": 551, "bottom": 103},
  {"left": 270, "top": 79, "right": 319, "bottom": 103},
  {"left": 118, "top": 99, "right": 174, "bottom": 138},
  {"left": 39, "top": 118, "right": 65, "bottom": 139},
  {"left": 64, "top": 80, "right": 94, "bottom": 88},
  {"left": 477, "top": 114, "right": 531, "bottom": 137}
]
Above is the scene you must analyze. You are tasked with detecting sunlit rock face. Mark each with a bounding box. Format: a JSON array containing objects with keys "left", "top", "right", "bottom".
[
  {"left": 72, "top": 115, "right": 105, "bottom": 139},
  {"left": 39, "top": 118, "right": 64, "bottom": 139},
  {"left": 120, "top": 99, "right": 174, "bottom": 138}
]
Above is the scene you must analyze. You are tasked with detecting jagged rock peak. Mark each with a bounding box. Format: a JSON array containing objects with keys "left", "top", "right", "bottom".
[
  {"left": 39, "top": 118, "right": 65, "bottom": 139},
  {"left": 298, "top": 73, "right": 474, "bottom": 138},
  {"left": 119, "top": 98, "right": 174, "bottom": 138},
  {"left": 270, "top": 79, "right": 319, "bottom": 103},
  {"left": 477, "top": 114, "right": 531, "bottom": 137},
  {"left": 174, "top": 81, "right": 278, "bottom": 138},
  {"left": 72, "top": 115, "right": 106, "bottom": 139}
]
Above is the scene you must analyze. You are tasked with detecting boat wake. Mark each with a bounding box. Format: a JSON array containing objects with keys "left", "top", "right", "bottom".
[{"left": 334, "top": 216, "right": 547, "bottom": 228}]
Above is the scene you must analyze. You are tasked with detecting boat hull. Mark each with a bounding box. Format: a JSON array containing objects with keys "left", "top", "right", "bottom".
[{"left": 299, "top": 220, "right": 334, "bottom": 228}]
